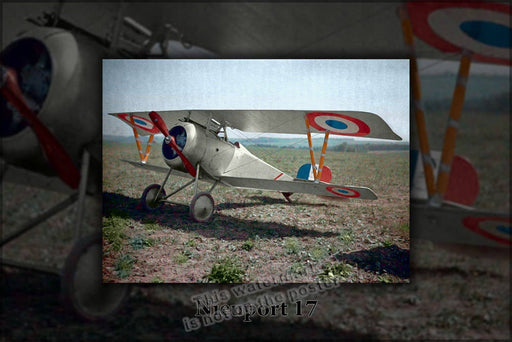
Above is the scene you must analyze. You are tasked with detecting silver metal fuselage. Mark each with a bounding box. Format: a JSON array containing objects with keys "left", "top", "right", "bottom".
[{"left": 162, "top": 122, "right": 292, "bottom": 182}]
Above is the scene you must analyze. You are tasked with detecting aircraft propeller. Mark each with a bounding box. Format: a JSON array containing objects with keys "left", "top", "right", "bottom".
[
  {"left": 148, "top": 111, "right": 197, "bottom": 177},
  {"left": 0, "top": 65, "right": 81, "bottom": 189}
]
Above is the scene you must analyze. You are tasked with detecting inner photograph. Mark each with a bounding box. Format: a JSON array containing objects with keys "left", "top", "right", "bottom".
[{"left": 102, "top": 59, "right": 410, "bottom": 283}]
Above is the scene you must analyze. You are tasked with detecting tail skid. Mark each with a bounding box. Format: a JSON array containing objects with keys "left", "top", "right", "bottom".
[{"left": 281, "top": 192, "right": 293, "bottom": 203}]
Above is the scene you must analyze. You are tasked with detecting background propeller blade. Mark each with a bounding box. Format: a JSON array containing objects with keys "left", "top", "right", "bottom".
[
  {"left": 149, "top": 111, "right": 196, "bottom": 177},
  {"left": 1, "top": 65, "right": 80, "bottom": 189}
]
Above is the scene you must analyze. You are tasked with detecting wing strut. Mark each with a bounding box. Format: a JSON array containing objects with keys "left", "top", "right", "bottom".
[
  {"left": 316, "top": 130, "right": 330, "bottom": 182},
  {"left": 304, "top": 116, "right": 318, "bottom": 179},
  {"left": 304, "top": 115, "right": 331, "bottom": 183},
  {"left": 430, "top": 50, "right": 473, "bottom": 207},
  {"left": 398, "top": 6, "right": 436, "bottom": 199},
  {"left": 129, "top": 114, "right": 154, "bottom": 163},
  {"left": 400, "top": 5, "right": 475, "bottom": 207}
]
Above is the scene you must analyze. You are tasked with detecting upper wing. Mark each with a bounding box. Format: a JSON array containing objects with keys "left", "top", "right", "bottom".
[
  {"left": 407, "top": 2, "right": 511, "bottom": 66},
  {"left": 219, "top": 176, "right": 378, "bottom": 200},
  {"left": 109, "top": 110, "right": 402, "bottom": 140}
]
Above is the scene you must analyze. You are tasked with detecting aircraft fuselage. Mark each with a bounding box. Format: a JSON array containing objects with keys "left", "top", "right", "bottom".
[{"left": 162, "top": 121, "right": 292, "bottom": 182}]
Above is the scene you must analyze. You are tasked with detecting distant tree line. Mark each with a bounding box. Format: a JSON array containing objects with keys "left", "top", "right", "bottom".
[
  {"left": 252, "top": 142, "right": 408, "bottom": 153},
  {"left": 331, "top": 142, "right": 408, "bottom": 153},
  {"left": 254, "top": 144, "right": 280, "bottom": 148}
]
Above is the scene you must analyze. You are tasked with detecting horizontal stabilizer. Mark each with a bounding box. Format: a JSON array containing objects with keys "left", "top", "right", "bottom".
[{"left": 219, "top": 176, "right": 377, "bottom": 200}]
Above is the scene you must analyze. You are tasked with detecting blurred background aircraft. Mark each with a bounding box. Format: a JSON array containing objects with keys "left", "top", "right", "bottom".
[{"left": 1, "top": 1, "right": 509, "bottom": 337}]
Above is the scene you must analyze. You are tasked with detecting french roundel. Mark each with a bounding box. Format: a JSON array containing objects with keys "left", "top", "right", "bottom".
[
  {"left": 306, "top": 112, "right": 370, "bottom": 137},
  {"left": 407, "top": 2, "right": 511, "bottom": 65},
  {"left": 326, "top": 186, "right": 360, "bottom": 198},
  {"left": 118, "top": 113, "right": 160, "bottom": 134},
  {"left": 462, "top": 216, "right": 511, "bottom": 246}
]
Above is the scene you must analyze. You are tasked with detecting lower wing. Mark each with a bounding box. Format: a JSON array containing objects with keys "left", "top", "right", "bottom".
[
  {"left": 121, "top": 160, "right": 214, "bottom": 183},
  {"left": 413, "top": 203, "right": 510, "bottom": 249},
  {"left": 121, "top": 159, "right": 184, "bottom": 175},
  {"left": 2, "top": 160, "right": 75, "bottom": 194}
]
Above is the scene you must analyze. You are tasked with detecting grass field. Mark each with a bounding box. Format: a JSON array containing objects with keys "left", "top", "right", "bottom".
[
  {"left": 102, "top": 142, "right": 409, "bottom": 283},
  {"left": 2, "top": 109, "right": 508, "bottom": 339}
]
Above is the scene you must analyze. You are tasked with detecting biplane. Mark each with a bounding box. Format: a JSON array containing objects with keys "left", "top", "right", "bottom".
[{"left": 109, "top": 109, "right": 402, "bottom": 222}]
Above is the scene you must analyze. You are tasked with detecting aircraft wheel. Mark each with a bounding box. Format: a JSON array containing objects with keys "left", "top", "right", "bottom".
[
  {"left": 61, "top": 233, "right": 130, "bottom": 321},
  {"left": 140, "top": 184, "right": 166, "bottom": 210},
  {"left": 190, "top": 192, "right": 215, "bottom": 223}
]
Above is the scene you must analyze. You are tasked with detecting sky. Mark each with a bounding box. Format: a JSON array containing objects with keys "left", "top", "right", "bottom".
[{"left": 103, "top": 59, "right": 410, "bottom": 141}]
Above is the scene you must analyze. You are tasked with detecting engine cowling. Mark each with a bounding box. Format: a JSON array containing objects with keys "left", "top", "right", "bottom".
[
  {"left": 162, "top": 122, "right": 236, "bottom": 177},
  {"left": 0, "top": 27, "right": 104, "bottom": 175}
]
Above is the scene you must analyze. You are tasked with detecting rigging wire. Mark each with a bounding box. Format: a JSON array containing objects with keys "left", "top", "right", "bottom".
[{"left": 223, "top": 126, "right": 326, "bottom": 175}]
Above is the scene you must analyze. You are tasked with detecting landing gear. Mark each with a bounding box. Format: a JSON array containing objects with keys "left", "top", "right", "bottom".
[
  {"left": 190, "top": 192, "right": 215, "bottom": 222},
  {"left": 1, "top": 149, "right": 130, "bottom": 321},
  {"left": 140, "top": 184, "right": 166, "bottom": 210},
  {"left": 61, "top": 233, "right": 130, "bottom": 320},
  {"left": 140, "top": 164, "right": 218, "bottom": 222}
]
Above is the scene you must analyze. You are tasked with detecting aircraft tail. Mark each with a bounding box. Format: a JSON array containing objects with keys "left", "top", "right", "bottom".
[
  {"left": 285, "top": 163, "right": 336, "bottom": 202},
  {"left": 296, "top": 163, "right": 332, "bottom": 183}
]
